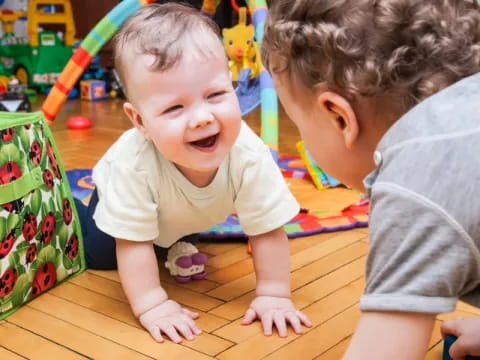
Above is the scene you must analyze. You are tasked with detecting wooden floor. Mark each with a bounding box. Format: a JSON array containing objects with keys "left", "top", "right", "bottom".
[{"left": 1, "top": 97, "right": 479, "bottom": 359}]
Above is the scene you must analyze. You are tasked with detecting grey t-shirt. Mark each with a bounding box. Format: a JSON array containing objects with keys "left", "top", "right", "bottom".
[{"left": 360, "top": 73, "right": 480, "bottom": 314}]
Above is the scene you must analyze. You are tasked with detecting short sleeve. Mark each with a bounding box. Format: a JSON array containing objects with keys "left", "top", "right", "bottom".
[
  {"left": 234, "top": 147, "right": 300, "bottom": 235},
  {"left": 92, "top": 162, "right": 159, "bottom": 241},
  {"left": 360, "top": 182, "right": 480, "bottom": 314}
]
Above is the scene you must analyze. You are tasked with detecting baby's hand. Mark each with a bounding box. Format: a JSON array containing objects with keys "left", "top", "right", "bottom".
[
  {"left": 441, "top": 317, "right": 480, "bottom": 359},
  {"left": 138, "top": 299, "right": 202, "bottom": 343},
  {"left": 241, "top": 296, "right": 312, "bottom": 337}
]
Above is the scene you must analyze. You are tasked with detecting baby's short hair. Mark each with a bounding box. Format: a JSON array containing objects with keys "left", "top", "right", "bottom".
[
  {"left": 262, "top": 0, "right": 480, "bottom": 112},
  {"left": 113, "top": 2, "right": 220, "bottom": 96}
]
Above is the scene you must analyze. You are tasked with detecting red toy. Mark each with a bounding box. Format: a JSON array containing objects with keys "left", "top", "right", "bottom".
[{"left": 67, "top": 115, "right": 92, "bottom": 129}]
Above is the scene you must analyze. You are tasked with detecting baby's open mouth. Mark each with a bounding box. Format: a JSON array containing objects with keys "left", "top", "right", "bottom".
[{"left": 190, "top": 134, "right": 218, "bottom": 148}]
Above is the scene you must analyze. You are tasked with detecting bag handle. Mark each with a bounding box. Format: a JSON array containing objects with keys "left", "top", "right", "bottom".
[{"left": 0, "top": 167, "right": 43, "bottom": 204}]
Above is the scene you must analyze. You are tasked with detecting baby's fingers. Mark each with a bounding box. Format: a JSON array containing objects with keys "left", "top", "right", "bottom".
[
  {"left": 241, "top": 308, "right": 257, "bottom": 325},
  {"left": 181, "top": 314, "right": 202, "bottom": 335},
  {"left": 261, "top": 312, "right": 274, "bottom": 336},
  {"left": 161, "top": 323, "right": 183, "bottom": 343},
  {"left": 273, "top": 312, "right": 288, "bottom": 337},
  {"left": 172, "top": 319, "right": 194, "bottom": 341},
  {"left": 285, "top": 311, "right": 303, "bottom": 334},
  {"left": 147, "top": 325, "right": 164, "bottom": 343},
  {"left": 182, "top": 307, "right": 199, "bottom": 319},
  {"left": 296, "top": 310, "right": 312, "bottom": 327}
]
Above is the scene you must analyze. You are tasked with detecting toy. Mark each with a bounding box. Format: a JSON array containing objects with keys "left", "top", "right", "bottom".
[
  {"left": 222, "top": 7, "right": 260, "bottom": 81},
  {"left": 0, "top": 83, "right": 31, "bottom": 112},
  {"left": 443, "top": 335, "right": 480, "bottom": 360},
  {"left": 67, "top": 115, "right": 92, "bottom": 130},
  {"left": 0, "top": 0, "right": 76, "bottom": 91},
  {"left": 42, "top": 0, "right": 157, "bottom": 122},
  {"left": 164, "top": 242, "right": 208, "bottom": 283},
  {"left": 296, "top": 140, "right": 341, "bottom": 190},
  {"left": 200, "top": 0, "right": 221, "bottom": 17},
  {"left": 80, "top": 80, "right": 106, "bottom": 101}
]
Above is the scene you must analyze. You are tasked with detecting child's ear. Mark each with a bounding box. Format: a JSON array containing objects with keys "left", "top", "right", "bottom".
[
  {"left": 123, "top": 102, "right": 150, "bottom": 140},
  {"left": 316, "top": 91, "right": 359, "bottom": 149}
]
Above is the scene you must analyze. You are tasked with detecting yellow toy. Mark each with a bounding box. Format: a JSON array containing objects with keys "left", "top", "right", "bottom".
[
  {"left": 222, "top": 7, "right": 260, "bottom": 81},
  {"left": 27, "top": 0, "right": 76, "bottom": 47}
]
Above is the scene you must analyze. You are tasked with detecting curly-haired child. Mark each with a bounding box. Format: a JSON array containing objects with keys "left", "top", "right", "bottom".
[{"left": 261, "top": 0, "right": 480, "bottom": 359}]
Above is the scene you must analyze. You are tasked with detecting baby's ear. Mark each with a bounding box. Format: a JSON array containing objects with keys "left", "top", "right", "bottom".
[
  {"left": 123, "top": 102, "right": 150, "bottom": 140},
  {"left": 317, "top": 91, "right": 359, "bottom": 149}
]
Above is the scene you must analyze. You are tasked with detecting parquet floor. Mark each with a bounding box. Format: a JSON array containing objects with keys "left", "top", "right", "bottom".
[{"left": 1, "top": 97, "right": 478, "bottom": 359}]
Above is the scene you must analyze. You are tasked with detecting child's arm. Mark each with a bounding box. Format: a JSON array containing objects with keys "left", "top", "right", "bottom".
[
  {"left": 241, "top": 227, "right": 312, "bottom": 336},
  {"left": 441, "top": 317, "right": 480, "bottom": 359},
  {"left": 115, "top": 239, "right": 202, "bottom": 343},
  {"left": 343, "top": 311, "right": 436, "bottom": 360}
]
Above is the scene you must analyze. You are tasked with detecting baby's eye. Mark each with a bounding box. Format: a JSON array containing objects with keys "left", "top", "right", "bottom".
[
  {"left": 208, "top": 91, "right": 226, "bottom": 99},
  {"left": 163, "top": 105, "right": 183, "bottom": 114}
]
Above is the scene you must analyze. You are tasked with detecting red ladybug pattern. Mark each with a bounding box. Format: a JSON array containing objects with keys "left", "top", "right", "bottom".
[
  {"left": 0, "top": 230, "right": 15, "bottom": 259},
  {"left": 1, "top": 128, "right": 15, "bottom": 142},
  {"left": 66, "top": 234, "right": 79, "bottom": 259},
  {"left": 31, "top": 262, "right": 56, "bottom": 297},
  {"left": 62, "top": 198, "right": 72, "bottom": 225},
  {"left": 0, "top": 161, "right": 22, "bottom": 185},
  {"left": 0, "top": 119, "right": 83, "bottom": 314},
  {"left": 46, "top": 140, "right": 61, "bottom": 179},
  {"left": 22, "top": 212, "right": 37, "bottom": 241},
  {"left": 29, "top": 141, "right": 42, "bottom": 166},
  {"left": 42, "top": 169, "right": 54, "bottom": 189},
  {"left": 25, "top": 243, "right": 37, "bottom": 264},
  {"left": 1, "top": 199, "right": 24, "bottom": 213},
  {"left": 0, "top": 268, "right": 17, "bottom": 297},
  {"left": 40, "top": 212, "right": 56, "bottom": 244}
]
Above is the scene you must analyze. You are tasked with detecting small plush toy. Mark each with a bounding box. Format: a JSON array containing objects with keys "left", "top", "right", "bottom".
[
  {"left": 165, "top": 241, "right": 208, "bottom": 283},
  {"left": 222, "top": 7, "right": 260, "bottom": 81}
]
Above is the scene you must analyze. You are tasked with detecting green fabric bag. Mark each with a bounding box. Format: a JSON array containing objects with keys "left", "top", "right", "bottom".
[{"left": 0, "top": 111, "right": 85, "bottom": 319}]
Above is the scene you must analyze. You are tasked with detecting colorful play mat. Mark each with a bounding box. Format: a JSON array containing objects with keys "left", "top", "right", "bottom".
[{"left": 67, "top": 156, "right": 369, "bottom": 240}]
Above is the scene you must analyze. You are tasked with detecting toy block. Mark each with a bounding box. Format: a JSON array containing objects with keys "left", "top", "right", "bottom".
[{"left": 80, "top": 80, "right": 106, "bottom": 101}]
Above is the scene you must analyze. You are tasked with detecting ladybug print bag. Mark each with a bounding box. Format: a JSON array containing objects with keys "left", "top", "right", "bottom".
[{"left": 0, "top": 111, "right": 85, "bottom": 320}]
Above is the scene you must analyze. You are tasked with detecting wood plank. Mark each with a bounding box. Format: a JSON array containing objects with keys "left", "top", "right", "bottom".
[
  {"left": 207, "top": 245, "right": 251, "bottom": 269},
  {"left": 199, "top": 242, "right": 245, "bottom": 256},
  {"left": 7, "top": 307, "right": 157, "bottom": 360},
  {"left": 425, "top": 341, "right": 444, "bottom": 360},
  {"left": 261, "top": 306, "right": 361, "bottom": 360},
  {"left": 206, "top": 234, "right": 366, "bottom": 301},
  {"left": 314, "top": 337, "right": 351, "bottom": 360},
  {"left": 1, "top": 322, "right": 88, "bottom": 360},
  {"left": 0, "top": 346, "right": 28, "bottom": 360},
  {"left": 26, "top": 293, "right": 226, "bottom": 358},
  {"left": 214, "top": 279, "right": 364, "bottom": 347},
  {"left": 51, "top": 281, "right": 230, "bottom": 334},
  {"left": 209, "top": 250, "right": 366, "bottom": 320},
  {"left": 70, "top": 271, "right": 224, "bottom": 312}
]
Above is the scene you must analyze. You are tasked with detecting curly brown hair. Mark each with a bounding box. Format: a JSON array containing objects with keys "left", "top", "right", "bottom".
[
  {"left": 262, "top": 0, "right": 480, "bottom": 111},
  {"left": 113, "top": 2, "right": 220, "bottom": 96}
]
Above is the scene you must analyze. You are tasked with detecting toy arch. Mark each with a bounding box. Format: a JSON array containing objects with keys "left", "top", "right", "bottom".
[{"left": 42, "top": 0, "right": 279, "bottom": 159}]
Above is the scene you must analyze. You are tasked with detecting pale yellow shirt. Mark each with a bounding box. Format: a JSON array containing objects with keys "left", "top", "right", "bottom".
[{"left": 92, "top": 121, "right": 299, "bottom": 247}]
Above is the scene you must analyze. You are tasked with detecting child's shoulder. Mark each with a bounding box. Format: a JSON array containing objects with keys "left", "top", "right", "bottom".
[{"left": 96, "top": 128, "right": 157, "bottom": 171}]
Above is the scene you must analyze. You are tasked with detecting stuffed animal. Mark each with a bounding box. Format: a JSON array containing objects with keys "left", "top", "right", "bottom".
[
  {"left": 164, "top": 241, "right": 208, "bottom": 283},
  {"left": 222, "top": 7, "right": 260, "bottom": 81}
]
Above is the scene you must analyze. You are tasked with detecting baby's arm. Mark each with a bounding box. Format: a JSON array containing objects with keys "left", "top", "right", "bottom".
[
  {"left": 343, "top": 311, "right": 435, "bottom": 360},
  {"left": 115, "top": 239, "right": 202, "bottom": 343},
  {"left": 242, "top": 227, "right": 312, "bottom": 336},
  {"left": 441, "top": 317, "right": 480, "bottom": 359}
]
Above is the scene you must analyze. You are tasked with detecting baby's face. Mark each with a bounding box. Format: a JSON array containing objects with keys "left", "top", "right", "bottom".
[{"left": 125, "top": 44, "right": 241, "bottom": 185}]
